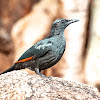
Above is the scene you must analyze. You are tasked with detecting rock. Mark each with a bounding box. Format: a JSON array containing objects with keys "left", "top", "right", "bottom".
[
  {"left": 61, "top": 0, "right": 90, "bottom": 82},
  {"left": 0, "top": 0, "right": 34, "bottom": 73},
  {"left": 0, "top": 71, "right": 100, "bottom": 100}
]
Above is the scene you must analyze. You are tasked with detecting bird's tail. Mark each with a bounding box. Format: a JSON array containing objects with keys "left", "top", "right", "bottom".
[{"left": 0, "top": 65, "right": 16, "bottom": 75}]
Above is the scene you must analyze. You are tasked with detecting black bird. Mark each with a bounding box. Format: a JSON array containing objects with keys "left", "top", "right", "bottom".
[{"left": 0, "top": 19, "right": 79, "bottom": 77}]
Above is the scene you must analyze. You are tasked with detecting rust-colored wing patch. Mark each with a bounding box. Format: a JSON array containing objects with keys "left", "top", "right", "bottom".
[{"left": 15, "top": 56, "right": 35, "bottom": 64}]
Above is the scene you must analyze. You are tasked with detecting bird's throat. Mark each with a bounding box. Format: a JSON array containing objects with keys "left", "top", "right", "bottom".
[{"left": 50, "top": 28, "right": 64, "bottom": 37}]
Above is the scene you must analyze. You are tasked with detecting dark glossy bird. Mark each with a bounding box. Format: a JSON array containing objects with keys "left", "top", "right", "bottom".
[{"left": 0, "top": 19, "right": 79, "bottom": 77}]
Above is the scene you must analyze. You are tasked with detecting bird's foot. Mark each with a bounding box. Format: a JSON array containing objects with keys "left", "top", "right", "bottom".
[
  {"left": 39, "top": 73, "right": 47, "bottom": 78},
  {"left": 35, "top": 67, "right": 47, "bottom": 78}
]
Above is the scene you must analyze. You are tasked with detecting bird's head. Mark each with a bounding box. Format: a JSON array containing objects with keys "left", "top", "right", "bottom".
[{"left": 50, "top": 19, "right": 79, "bottom": 36}]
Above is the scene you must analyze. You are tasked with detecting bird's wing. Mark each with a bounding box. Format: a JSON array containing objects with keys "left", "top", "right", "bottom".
[{"left": 15, "top": 41, "right": 52, "bottom": 64}]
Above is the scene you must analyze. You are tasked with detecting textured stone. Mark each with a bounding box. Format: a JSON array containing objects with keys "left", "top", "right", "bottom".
[{"left": 0, "top": 71, "right": 100, "bottom": 100}]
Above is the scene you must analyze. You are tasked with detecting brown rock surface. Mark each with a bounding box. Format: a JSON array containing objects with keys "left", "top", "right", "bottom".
[
  {"left": 0, "top": 0, "right": 34, "bottom": 73},
  {"left": 0, "top": 71, "right": 100, "bottom": 100}
]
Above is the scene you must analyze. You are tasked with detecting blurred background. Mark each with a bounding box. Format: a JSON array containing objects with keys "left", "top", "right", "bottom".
[{"left": 0, "top": 0, "right": 100, "bottom": 91}]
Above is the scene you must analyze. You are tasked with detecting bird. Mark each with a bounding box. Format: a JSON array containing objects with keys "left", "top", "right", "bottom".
[{"left": 0, "top": 19, "right": 79, "bottom": 77}]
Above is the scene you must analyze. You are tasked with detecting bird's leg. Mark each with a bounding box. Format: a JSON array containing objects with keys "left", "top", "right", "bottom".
[{"left": 35, "top": 67, "right": 46, "bottom": 78}]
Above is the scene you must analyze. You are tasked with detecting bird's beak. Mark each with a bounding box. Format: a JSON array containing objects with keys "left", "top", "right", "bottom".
[{"left": 66, "top": 19, "right": 79, "bottom": 26}]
